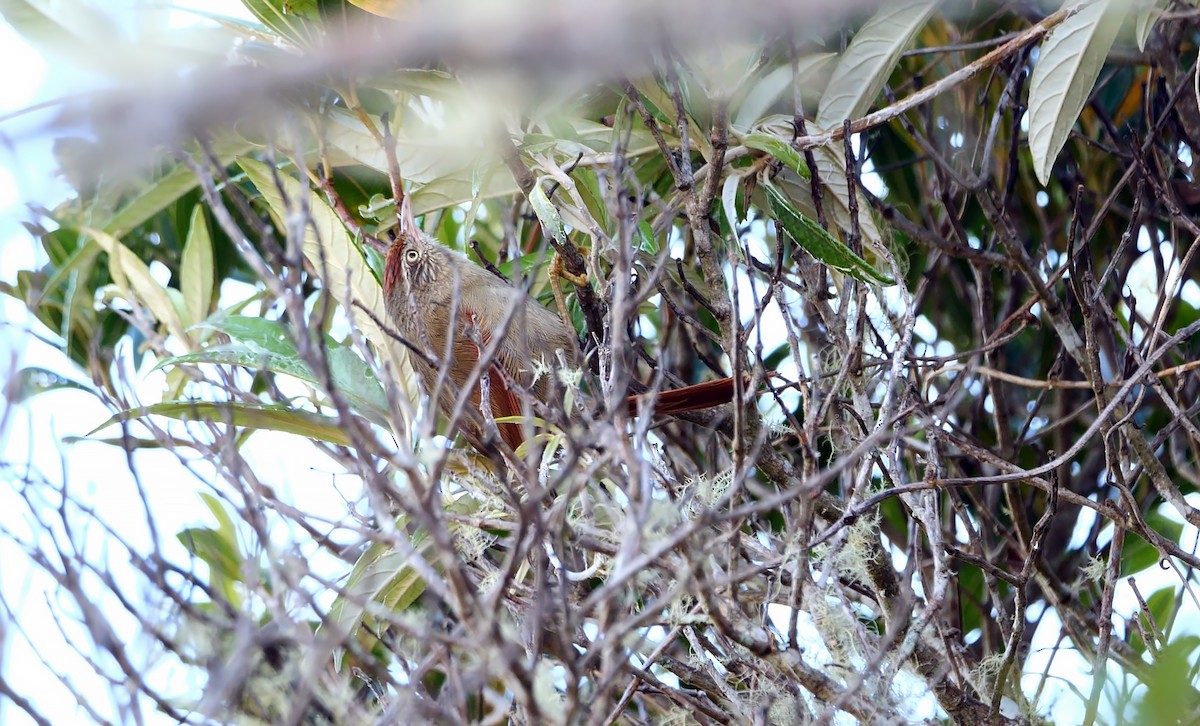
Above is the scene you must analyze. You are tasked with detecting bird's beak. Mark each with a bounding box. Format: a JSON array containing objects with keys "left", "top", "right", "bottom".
[
  {"left": 384, "top": 193, "right": 420, "bottom": 294},
  {"left": 398, "top": 193, "right": 417, "bottom": 236}
]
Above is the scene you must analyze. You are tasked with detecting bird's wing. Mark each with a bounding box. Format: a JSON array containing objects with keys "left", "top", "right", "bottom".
[{"left": 456, "top": 307, "right": 527, "bottom": 453}]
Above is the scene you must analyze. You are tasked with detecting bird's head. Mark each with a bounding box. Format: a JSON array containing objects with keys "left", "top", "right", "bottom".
[{"left": 383, "top": 230, "right": 440, "bottom": 296}]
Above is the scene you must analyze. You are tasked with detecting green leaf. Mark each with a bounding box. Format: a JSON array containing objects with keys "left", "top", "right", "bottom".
[
  {"left": 238, "top": 157, "right": 421, "bottom": 411},
  {"left": 89, "top": 401, "right": 355, "bottom": 447},
  {"left": 572, "top": 167, "right": 613, "bottom": 235},
  {"left": 178, "top": 517, "right": 245, "bottom": 607},
  {"left": 158, "top": 315, "right": 392, "bottom": 427},
  {"left": 767, "top": 141, "right": 887, "bottom": 259},
  {"left": 181, "top": 205, "right": 215, "bottom": 327},
  {"left": 1122, "top": 510, "right": 1183, "bottom": 575},
  {"left": 816, "top": 0, "right": 939, "bottom": 126},
  {"left": 742, "top": 133, "right": 810, "bottom": 180},
  {"left": 1134, "top": 636, "right": 1200, "bottom": 724},
  {"left": 957, "top": 564, "right": 985, "bottom": 636},
  {"left": 85, "top": 227, "right": 191, "bottom": 344},
  {"left": 1130, "top": 586, "right": 1176, "bottom": 654},
  {"left": 634, "top": 220, "right": 658, "bottom": 255},
  {"left": 529, "top": 181, "right": 567, "bottom": 245},
  {"left": 765, "top": 184, "right": 895, "bottom": 285},
  {"left": 9, "top": 367, "right": 93, "bottom": 403},
  {"left": 102, "top": 166, "right": 202, "bottom": 239},
  {"left": 327, "top": 516, "right": 434, "bottom": 669},
  {"left": 722, "top": 173, "right": 742, "bottom": 238},
  {"left": 1027, "top": 0, "right": 1127, "bottom": 186},
  {"left": 199, "top": 492, "right": 239, "bottom": 542},
  {"left": 732, "top": 54, "right": 837, "bottom": 131},
  {"left": 240, "top": 0, "right": 315, "bottom": 46}
]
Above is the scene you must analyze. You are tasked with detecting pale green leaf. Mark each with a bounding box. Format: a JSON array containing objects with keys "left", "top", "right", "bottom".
[
  {"left": 327, "top": 514, "right": 437, "bottom": 668},
  {"left": 742, "top": 132, "right": 810, "bottom": 179},
  {"left": 102, "top": 138, "right": 256, "bottom": 237},
  {"left": 732, "top": 53, "right": 837, "bottom": 131},
  {"left": 816, "top": 0, "right": 939, "bottom": 126},
  {"left": 321, "top": 107, "right": 520, "bottom": 215},
  {"left": 529, "top": 181, "right": 567, "bottom": 244},
  {"left": 84, "top": 227, "right": 191, "bottom": 344},
  {"left": 199, "top": 492, "right": 239, "bottom": 543},
  {"left": 237, "top": 158, "right": 421, "bottom": 417},
  {"left": 766, "top": 184, "right": 895, "bottom": 286},
  {"left": 722, "top": 173, "right": 742, "bottom": 238},
  {"left": 1134, "top": 0, "right": 1167, "bottom": 51},
  {"left": 409, "top": 167, "right": 521, "bottom": 216},
  {"left": 189, "top": 492, "right": 245, "bottom": 606},
  {"left": 160, "top": 316, "right": 392, "bottom": 426},
  {"left": 9, "top": 367, "right": 93, "bottom": 403},
  {"left": 90, "top": 400, "right": 355, "bottom": 446},
  {"left": 181, "top": 205, "right": 214, "bottom": 327},
  {"left": 1028, "top": 0, "right": 1128, "bottom": 186}
]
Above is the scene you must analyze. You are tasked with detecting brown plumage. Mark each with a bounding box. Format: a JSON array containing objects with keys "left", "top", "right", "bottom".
[
  {"left": 381, "top": 227, "right": 748, "bottom": 454},
  {"left": 382, "top": 228, "right": 578, "bottom": 453}
]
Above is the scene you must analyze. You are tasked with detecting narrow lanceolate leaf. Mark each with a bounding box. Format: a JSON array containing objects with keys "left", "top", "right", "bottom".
[
  {"left": 529, "top": 181, "right": 568, "bottom": 244},
  {"left": 722, "top": 174, "right": 742, "bottom": 239},
  {"left": 742, "top": 133, "right": 810, "bottom": 179},
  {"left": 1028, "top": 0, "right": 1127, "bottom": 186},
  {"left": 238, "top": 158, "right": 420, "bottom": 420},
  {"left": 84, "top": 227, "right": 190, "bottom": 344},
  {"left": 328, "top": 517, "right": 431, "bottom": 670},
  {"left": 1134, "top": 0, "right": 1168, "bottom": 52},
  {"left": 10, "top": 367, "right": 93, "bottom": 403},
  {"left": 90, "top": 401, "right": 354, "bottom": 446},
  {"left": 816, "top": 0, "right": 939, "bottom": 127},
  {"left": 181, "top": 205, "right": 214, "bottom": 327},
  {"left": 765, "top": 184, "right": 895, "bottom": 286},
  {"left": 762, "top": 133, "right": 886, "bottom": 259}
]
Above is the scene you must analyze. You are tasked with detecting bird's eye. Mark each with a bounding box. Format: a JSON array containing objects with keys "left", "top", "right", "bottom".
[{"left": 405, "top": 249, "right": 420, "bottom": 262}]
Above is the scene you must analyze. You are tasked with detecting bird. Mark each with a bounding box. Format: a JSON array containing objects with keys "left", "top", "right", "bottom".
[
  {"left": 380, "top": 210, "right": 746, "bottom": 456},
  {"left": 382, "top": 224, "right": 579, "bottom": 453}
]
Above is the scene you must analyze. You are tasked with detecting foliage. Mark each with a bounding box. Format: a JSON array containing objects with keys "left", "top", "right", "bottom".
[{"left": 6, "top": 0, "right": 1200, "bottom": 724}]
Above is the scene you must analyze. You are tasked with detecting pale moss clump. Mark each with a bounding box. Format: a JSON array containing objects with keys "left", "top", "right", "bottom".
[
  {"left": 452, "top": 523, "right": 495, "bottom": 563},
  {"left": 831, "top": 511, "right": 882, "bottom": 585},
  {"left": 682, "top": 468, "right": 733, "bottom": 519},
  {"left": 532, "top": 660, "right": 567, "bottom": 722},
  {"left": 767, "top": 693, "right": 809, "bottom": 726},
  {"left": 528, "top": 355, "right": 553, "bottom": 388},
  {"left": 1081, "top": 555, "right": 1107, "bottom": 583},
  {"left": 665, "top": 593, "right": 707, "bottom": 628},
  {"left": 809, "top": 595, "right": 862, "bottom": 663},
  {"left": 646, "top": 498, "right": 682, "bottom": 540},
  {"left": 971, "top": 651, "right": 1006, "bottom": 694}
]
